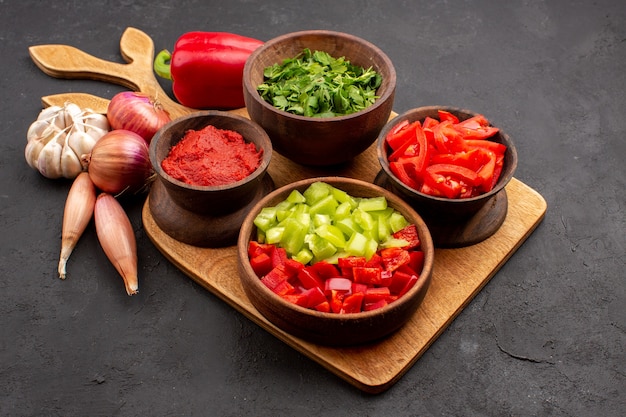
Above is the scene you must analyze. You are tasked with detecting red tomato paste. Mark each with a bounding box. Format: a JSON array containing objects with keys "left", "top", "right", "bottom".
[{"left": 162, "top": 125, "right": 263, "bottom": 186}]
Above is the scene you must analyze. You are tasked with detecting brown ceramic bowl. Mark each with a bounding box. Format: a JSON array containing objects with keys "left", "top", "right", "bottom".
[
  {"left": 243, "top": 30, "right": 396, "bottom": 166},
  {"left": 377, "top": 106, "right": 518, "bottom": 222},
  {"left": 148, "top": 110, "right": 273, "bottom": 247},
  {"left": 237, "top": 176, "right": 434, "bottom": 346}
]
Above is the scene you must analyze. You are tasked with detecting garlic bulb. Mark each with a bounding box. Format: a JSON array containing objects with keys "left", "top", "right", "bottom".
[{"left": 25, "top": 102, "right": 110, "bottom": 179}]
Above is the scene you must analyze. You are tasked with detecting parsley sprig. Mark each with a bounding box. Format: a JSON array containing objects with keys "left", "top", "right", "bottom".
[{"left": 257, "top": 48, "right": 382, "bottom": 118}]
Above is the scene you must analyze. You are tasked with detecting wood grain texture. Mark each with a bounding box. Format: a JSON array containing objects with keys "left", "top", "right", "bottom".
[{"left": 142, "top": 140, "right": 547, "bottom": 393}]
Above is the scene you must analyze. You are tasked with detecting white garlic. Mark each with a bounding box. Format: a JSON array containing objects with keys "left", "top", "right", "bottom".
[{"left": 25, "top": 102, "right": 110, "bottom": 179}]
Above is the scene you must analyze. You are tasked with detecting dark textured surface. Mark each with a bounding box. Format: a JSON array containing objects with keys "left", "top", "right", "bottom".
[{"left": 1, "top": 1, "right": 624, "bottom": 416}]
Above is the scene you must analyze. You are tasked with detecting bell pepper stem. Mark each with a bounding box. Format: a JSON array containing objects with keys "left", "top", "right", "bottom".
[{"left": 154, "top": 49, "right": 173, "bottom": 80}]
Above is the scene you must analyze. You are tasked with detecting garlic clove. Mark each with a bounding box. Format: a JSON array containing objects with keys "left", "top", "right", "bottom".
[
  {"left": 68, "top": 130, "right": 97, "bottom": 161},
  {"left": 60, "top": 141, "right": 83, "bottom": 179},
  {"left": 37, "top": 133, "right": 65, "bottom": 179},
  {"left": 36, "top": 105, "right": 63, "bottom": 122}
]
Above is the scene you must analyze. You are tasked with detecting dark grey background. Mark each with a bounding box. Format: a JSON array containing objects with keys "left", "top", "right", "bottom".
[{"left": 1, "top": 1, "right": 624, "bottom": 416}]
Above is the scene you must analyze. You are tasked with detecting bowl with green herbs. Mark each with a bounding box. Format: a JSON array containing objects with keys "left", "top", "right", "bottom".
[{"left": 243, "top": 30, "right": 396, "bottom": 166}]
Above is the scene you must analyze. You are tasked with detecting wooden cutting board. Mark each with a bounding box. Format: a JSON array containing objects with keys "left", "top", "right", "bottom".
[
  {"left": 31, "top": 27, "right": 547, "bottom": 393},
  {"left": 142, "top": 148, "right": 546, "bottom": 393}
]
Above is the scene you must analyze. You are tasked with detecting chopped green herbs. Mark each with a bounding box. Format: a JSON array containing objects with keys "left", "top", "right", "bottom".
[{"left": 257, "top": 48, "right": 382, "bottom": 117}]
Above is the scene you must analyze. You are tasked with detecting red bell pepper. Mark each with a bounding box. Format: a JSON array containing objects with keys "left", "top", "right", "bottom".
[{"left": 154, "top": 32, "right": 263, "bottom": 109}]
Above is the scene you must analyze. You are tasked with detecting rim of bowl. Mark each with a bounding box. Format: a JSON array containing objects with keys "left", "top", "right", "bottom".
[
  {"left": 150, "top": 110, "right": 273, "bottom": 191},
  {"left": 376, "top": 105, "right": 518, "bottom": 204},
  {"left": 243, "top": 29, "right": 397, "bottom": 123},
  {"left": 237, "top": 176, "right": 434, "bottom": 321}
]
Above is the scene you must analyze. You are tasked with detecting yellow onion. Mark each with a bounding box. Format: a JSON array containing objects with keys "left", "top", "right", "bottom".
[
  {"left": 84, "top": 129, "right": 153, "bottom": 195},
  {"left": 94, "top": 193, "right": 138, "bottom": 295}
]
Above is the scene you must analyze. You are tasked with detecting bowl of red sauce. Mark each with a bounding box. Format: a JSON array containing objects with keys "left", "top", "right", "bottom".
[{"left": 149, "top": 110, "right": 273, "bottom": 247}]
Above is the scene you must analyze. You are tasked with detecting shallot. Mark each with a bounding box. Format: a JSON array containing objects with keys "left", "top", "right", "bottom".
[
  {"left": 84, "top": 129, "right": 153, "bottom": 195},
  {"left": 94, "top": 193, "right": 138, "bottom": 295},
  {"left": 58, "top": 172, "right": 97, "bottom": 279}
]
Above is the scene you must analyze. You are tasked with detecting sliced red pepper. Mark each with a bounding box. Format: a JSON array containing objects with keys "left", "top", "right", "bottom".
[
  {"left": 248, "top": 240, "right": 274, "bottom": 259},
  {"left": 407, "top": 251, "right": 425, "bottom": 275},
  {"left": 341, "top": 292, "right": 365, "bottom": 314},
  {"left": 324, "top": 277, "right": 353, "bottom": 294},
  {"left": 271, "top": 246, "right": 288, "bottom": 268},
  {"left": 352, "top": 266, "right": 383, "bottom": 286},
  {"left": 329, "top": 290, "right": 345, "bottom": 313},
  {"left": 313, "top": 301, "right": 331, "bottom": 313},
  {"left": 273, "top": 280, "right": 295, "bottom": 296},
  {"left": 297, "top": 267, "right": 324, "bottom": 290},
  {"left": 364, "top": 287, "right": 391, "bottom": 304},
  {"left": 302, "top": 286, "right": 327, "bottom": 308},
  {"left": 249, "top": 253, "right": 273, "bottom": 277},
  {"left": 388, "top": 270, "right": 415, "bottom": 295},
  {"left": 380, "top": 247, "right": 411, "bottom": 272},
  {"left": 392, "top": 224, "right": 420, "bottom": 249},
  {"left": 363, "top": 299, "right": 388, "bottom": 311},
  {"left": 310, "top": 261, "right": 340, "bottom": 279},
  {"left": 261, "top": 265, "right": 290, "bottom": 290}
]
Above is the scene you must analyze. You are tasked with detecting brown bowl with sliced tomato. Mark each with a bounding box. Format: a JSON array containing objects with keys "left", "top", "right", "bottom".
[
  {"left": 376, "top": 106, "right": 518, "bottom": 247},
  {"left": 237, "top": 176, "right": 434, "bottom": 346}
]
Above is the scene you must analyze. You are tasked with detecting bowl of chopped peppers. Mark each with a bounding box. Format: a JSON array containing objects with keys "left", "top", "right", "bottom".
[
  {"left": 243, "top": 30, "right": 396, "bottom": 166},
  {"left": 237, "top": 177, "right": 434, "bottom": 346},
  {"left": 376, "top": 106, "right": 518, "bottom": 221}
]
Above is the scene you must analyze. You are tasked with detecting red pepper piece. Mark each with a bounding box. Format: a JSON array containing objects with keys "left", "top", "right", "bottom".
[
  {"left": 310, "top": 261, "right": 340, "bottom": 279},
  {"left": 261, "top": 265, "right": 290, "bottom": 290},
  {"left": 271, "top": 247, "right": 288, "bottom": 268},
  {"left": 364, "top": 287, "right": 391, "bottom": 304},
  {"left": 341, "top": 292, "right": 365, "bottom": 314},
  {"left": 154, "top": 32, "right": 263, "bottom": 109},
  {"left": 249, "top": 253, "right": 273, "bottom": 277},
  {"left": 380, "top": 247, "right": 411, "bottom": 272},
  {"left": 329, "top": 290, "right": 345, "bottom": 313},
  {"left": 407, "top": 251, "right": 425, "bottom": 275},
  {"left": 248, "top": 240, "right": 274, "bottom": 259},
  {"left": 313, "top": 301, "right": 331, "bottom": 313},
  {"left": 352, "top": 266, "right": 383, "bottom": 286},
  {"left": 297, "top": 267, "right": 324, "bottom": 290},
  {"left": 302, "top": 287, "right": 327, "bottom": 308},
  {"left": 273, "top": 280, "right": 295, "bottom": 296},
  {"left": 364, "top": 299, "right": 389, "bottom": 311},
  {"left": 392, "top": 224, "right": 420, "bottom": 249},
  {"left": 389, "top": 270, "right": 415, "bottom": 295}
]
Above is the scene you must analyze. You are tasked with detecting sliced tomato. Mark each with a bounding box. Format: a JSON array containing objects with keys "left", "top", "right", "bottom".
[
  {"left": 438, "top": 109, "right": 459, "bottom": 124},
  {"left": 426, "top": 163, "right": 480, "bottom": 187}
]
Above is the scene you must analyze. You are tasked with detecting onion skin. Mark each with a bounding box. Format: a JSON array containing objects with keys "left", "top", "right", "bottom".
[
  {"left": 86, "top": 129, "right": 153, "bottom": 195},
  {"left": 58, "top": 172, "right": 97, "bottom": 279},
  {"left": 107, "top": 92, "right": 171, "bottom": 143},
  {"left": 94, "top": 193, "right": 138, "bottom": 295}
]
